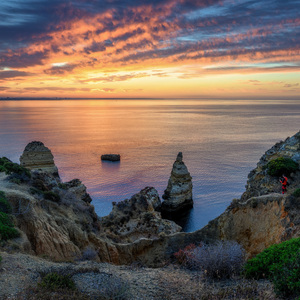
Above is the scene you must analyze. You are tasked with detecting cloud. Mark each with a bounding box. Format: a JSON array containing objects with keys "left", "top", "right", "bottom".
[
  {"left": 44, "top": 64, "right": 77, "bottom": 75},
  {"left": 0, "top": 69, "right": 31, "bottom": 79}
]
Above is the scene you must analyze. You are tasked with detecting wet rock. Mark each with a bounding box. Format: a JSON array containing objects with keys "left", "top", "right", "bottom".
[{"left": 101, "top": 154, "right": 120, "bottom": 161}]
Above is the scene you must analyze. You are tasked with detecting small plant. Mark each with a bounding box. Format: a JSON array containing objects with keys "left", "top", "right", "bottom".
[
  {"left": 173, "top": 243, "right": 197, "bottom": 266},
  {"left": 77, "top": 247, "right": 98, "bottom": 261},
  {"left": 39, "top": 272, "right": 76, "bottom": 291},
  {"left": 43, "top": 191, "right": 60, "bottom": 202},
  {"left": 267, "top": 157, "right": 299, "bottom": 177},
  {"left": 293, "top": 188, "right": 300, "bottom": 197},
  {"left": 0, "top": 255, "right": 2, "bottom": 264}
]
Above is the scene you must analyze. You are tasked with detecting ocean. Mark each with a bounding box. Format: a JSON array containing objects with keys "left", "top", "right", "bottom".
[{"left": 0, "top": 99, "right": 299, "bottom": 231}]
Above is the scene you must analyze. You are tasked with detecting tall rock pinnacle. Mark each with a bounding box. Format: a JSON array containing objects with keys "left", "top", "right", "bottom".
[{"left": 161, "top": 152, "right": 193, "bottom": 216}]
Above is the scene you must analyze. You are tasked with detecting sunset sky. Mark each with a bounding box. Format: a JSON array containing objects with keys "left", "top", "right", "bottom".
[{"left": 0, "top": 0, "right": 299, "bottom": 99}]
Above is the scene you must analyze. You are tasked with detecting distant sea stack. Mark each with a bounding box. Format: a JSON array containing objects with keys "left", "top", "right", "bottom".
[
  {"left": 161, "top": 152, "right": 193, "bottom": 217},
  {"left": 101, "top": 154, "right": 120, "bottom": 162},
  {"left": 20, "top": 141, "right": 59, "bottom": 176}
]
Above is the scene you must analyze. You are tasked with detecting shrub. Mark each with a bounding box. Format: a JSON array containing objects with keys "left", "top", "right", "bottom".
[
  {"left": 267, "top": 157, "right": 299, "bottom": 177},
  {"left": 244, "top": 237, "right": 300, "bottom": 279},
  {"left": 293, "top": 188, "right": 300, "bottom": 197},
  {"left": 272, "top": 251, "right": 300, "bottom": 298},
  {"left": 0, "top": 212, "right": 13, "bottom": 227},
  {"left": 174, "top": 241, "right": 245, "bottom": 279},
  {"left": 0, "top": 224, "right": 20, "bottom": 240},
  {"left": 39, "top": 272, "right": 76, "bottom": 291},
  {"left": 0, "top": 191, "right": 12, "bottom": 214},
  {"left": 0, "top": 255, "right": 2, "bottom": 264},
  {"left": 0, "top": 157, "right": 31, "bottom": 181},
  {"left": 78, "top": 247, "right": 98, "bottom": 261},
  {"left": 43, "top": 191, "right": 60, "bottom": 202},
  {"left": 173, "top": 243, "right": 197, "bottom": 266}
]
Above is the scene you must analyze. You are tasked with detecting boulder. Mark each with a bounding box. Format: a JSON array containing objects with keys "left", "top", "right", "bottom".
[
  {"left": 20, "top": 141, "right": 59, "bottom": 176},
  {"left": 101, "top": 154, "right": 120, "bottom": 162},
  {"left": 161, "top": 152, "right": 193, "bottom": 216}
]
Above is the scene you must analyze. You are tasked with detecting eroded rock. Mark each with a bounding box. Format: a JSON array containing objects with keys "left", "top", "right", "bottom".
[
  {"left": 101, "top": 187, "right": 182, "bottom": 243},
  {"left": 161, "top": 152, "right": 193, "bottom": 216},
  {"left": 20, "top": 141, "right": 59, "bottom": 176}
]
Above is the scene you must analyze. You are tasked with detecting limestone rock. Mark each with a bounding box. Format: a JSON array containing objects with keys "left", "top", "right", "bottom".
[
  {"left": 161, "top": 152, "right": 193, "bottom": 215},
  {"left": 101, "top": 187, "right": 182, "bottom": 243},
  {"left": 101, "top": 154, "right": 120, "bottom": 161},
  {"left": 241, "top": 131, "right": 300, "bottom": 201},
  {"left": 20, "top": 141, "right": 59, "bottom": 176}
]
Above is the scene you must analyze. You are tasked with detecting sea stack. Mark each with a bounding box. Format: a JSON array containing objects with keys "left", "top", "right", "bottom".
[
  {"left": 161, "top": 152, "right": 193, "bottom": 217},
  {"left": 20, "top": 141, "right": 59, "bottom": 175}
]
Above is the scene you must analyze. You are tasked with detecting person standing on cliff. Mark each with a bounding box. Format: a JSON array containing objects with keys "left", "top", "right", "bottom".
[{"left": 279, "top": 174, "right": 288, "bottom": 194}]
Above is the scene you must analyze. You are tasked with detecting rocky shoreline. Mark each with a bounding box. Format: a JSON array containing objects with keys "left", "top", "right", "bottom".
[{"left": 0, "top": 131, "right": 300, "bottom": 298}]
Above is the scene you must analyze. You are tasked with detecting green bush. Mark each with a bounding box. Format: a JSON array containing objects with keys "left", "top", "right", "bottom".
[
  {"left": 267, "top": 157, "right": 299, "bottom": 177},
  {"left": 0, "top": 157, "right": 31, "bottom": 183},
  {"left": 0, "top": 224, "right": 20, "bottom": 240},
  {"left": 244, "top": 238, "right": 300, "bottom": 298},
  {"left": 244, "top": 237, "right": 300, "bottom": 279},
  {"left": 0, "top": 191, "right": 20, "bottom": 241},
  {"left": 39, "top": 273, "right": 76, "bottom": 291},
  {"left": 0, "top": 191, "right": 12, "bottom": 214},
  {"left": 293, "top": 188, "right": 300, "bottom": 197},
  {"left": 43, "top": 191, "right": 60, "bottom": 202},
  {"left": 272, "top": 251, "right": 300, "bottom": 298},
  {"left": 0, "top": 212, "right": 13, "bottom": 227},
  {"left": 0, "top": 255, "right": 2, "bottom": 263}
]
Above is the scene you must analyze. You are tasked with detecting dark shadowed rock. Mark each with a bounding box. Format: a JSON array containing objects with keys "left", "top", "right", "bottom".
[
  {"left": 161, "top": 152, "right": 193, "bottom": 217},
  {"left": 101, "top": 154, "right": 120, "bottom": 161}
]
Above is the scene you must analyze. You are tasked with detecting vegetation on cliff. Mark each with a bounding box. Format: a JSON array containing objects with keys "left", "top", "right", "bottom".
[
  {"left": 266, "top": 157, "right": 299, "bottom": 177},
  {"left": 0, "top": 191, "right": 19, "bottom": 241},
  {"left": 0, "top": 157, "right": 31, "bottom": 184},
  {"left": 244, "top": 237, "right": 300, "bottom": 298}
]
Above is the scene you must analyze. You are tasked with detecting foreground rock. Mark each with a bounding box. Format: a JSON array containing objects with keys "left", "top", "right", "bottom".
[
  {"left": 101, "top": 187, "right": 182, "bottom": 243},
  {"left": 101, "top": 154, "right": 120, "bottom": 161},
  {"left": 161, "top": 152, "right": 193, "bottom": 216},
  {"left": 20, "top": 141, "right": 59, "bottom": 176}
]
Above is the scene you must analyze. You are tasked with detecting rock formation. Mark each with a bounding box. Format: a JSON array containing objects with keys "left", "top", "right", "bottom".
[
  {"left": 241, "top": 131, "right": 300, "bottom": 201},
  {"left": 161, "top": 152, "right": 193, "bottom": 216},
  {"left": 20, "top": 141, "right": 59, "bottom": 176},
  {"left": 101, "top": 154, "right": 120, "bottom": 161},
  {"left": 1, "top": 133, "right": 300, "bottom": 266},
  {"left": 101, "top": 187, "right": 181, "bottom": 243}
]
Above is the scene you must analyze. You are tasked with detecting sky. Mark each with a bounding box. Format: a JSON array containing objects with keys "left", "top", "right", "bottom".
[{"left": 0, "top": 0, "right": 299, "bottom": 99}]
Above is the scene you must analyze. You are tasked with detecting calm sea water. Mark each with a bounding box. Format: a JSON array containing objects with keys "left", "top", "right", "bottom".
[{"left": 0, "top": 99, "right": 299, "bottom": 231}]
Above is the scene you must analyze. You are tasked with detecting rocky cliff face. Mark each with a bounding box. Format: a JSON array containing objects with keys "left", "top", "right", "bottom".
[
  {"left": 20, "top": 141, "right": 59, "bottom": 176},
  {"left": 241, "top": 131, "right": 300, "bottom": 201},
  {"left": 101, "top": 187, "right": 181, "bottom": 243},
  {"left": 1, "top": 133, "right": 300, "bottom": 266},
  {"left": 161, "top": 152, "right": 193, "bottom": 216}
]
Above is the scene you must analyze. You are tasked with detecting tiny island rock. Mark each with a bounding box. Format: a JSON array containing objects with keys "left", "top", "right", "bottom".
[
  {"left": 101, "top": 154, "right": 121, "bottom": 162},
  {"left": 161, "top": 152, "right": 193, "bottom": 217}
]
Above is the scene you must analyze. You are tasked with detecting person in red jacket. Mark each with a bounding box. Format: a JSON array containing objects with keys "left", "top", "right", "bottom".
[{"left": 279, "top": 174, "right": 288, "bottom": 194}]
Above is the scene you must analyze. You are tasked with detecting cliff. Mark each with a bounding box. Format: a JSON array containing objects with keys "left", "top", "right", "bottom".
[{"left": 1, "top": 131, "right": 300, "bottom": 266}]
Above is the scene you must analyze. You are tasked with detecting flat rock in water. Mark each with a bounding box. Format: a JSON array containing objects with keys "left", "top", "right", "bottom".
[{"left": 101, "top": 154, "right": 120, "bottom": 161}]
